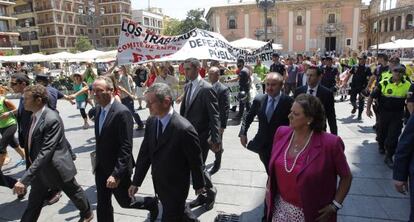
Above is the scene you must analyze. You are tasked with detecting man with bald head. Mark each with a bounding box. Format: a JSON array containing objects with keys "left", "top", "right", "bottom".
[
  {"left": 239, "top": 72, "right": 293, "bottom": 174},
  {"left": 208, "top": 66, "right": 230, "bottom": 175}
]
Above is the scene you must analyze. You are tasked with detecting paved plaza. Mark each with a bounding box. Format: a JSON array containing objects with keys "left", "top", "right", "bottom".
[{"left": 0, "top": 98, "right": 410, "bottom": 222}]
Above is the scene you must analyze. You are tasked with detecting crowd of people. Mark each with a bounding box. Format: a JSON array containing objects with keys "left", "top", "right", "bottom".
[{"left": 0, "top": 51, "right": 413, "bottom": 222}]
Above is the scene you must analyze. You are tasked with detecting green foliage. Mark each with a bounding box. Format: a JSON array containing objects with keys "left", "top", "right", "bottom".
[
  {"left": 162, "top": 8, "right": 209, "bottom": 36},
  {"left": 75, "top": 36, "right": 93, "bottom": 52}
]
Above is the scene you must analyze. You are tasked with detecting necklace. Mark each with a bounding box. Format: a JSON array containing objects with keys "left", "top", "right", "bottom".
[{"left": 284, "top": 130, "right": 313, "bottom": 173}]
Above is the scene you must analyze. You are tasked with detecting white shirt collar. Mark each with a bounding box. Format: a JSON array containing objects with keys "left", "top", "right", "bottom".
[
  {"left": 158, "top": 107, "right": 174, "bottom": 132},
  {"left": 267, "top": 93, "right": 281, "bottom": 103},
  {"left": 102, "top": 98, "right": 115, "bottom": 113},
  {"left": 307, "top": 84, "right": 319, "bottom": 95},
  {"left": 190, "top": 75, "right": 201, "bottom": 86},
  {"left": 33, "top": 105, "right": 46, "bottom": 121}
]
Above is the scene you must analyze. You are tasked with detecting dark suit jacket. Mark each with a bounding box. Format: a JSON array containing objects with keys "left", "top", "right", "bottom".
[
  {"left": 180, "top": 78, "right": 221, "bottom": 146},
  {"left": 394, "top": 115, "right": 414, "bottom": 182},
  {"left": 132, "top": 112, "right": 205, "bottom": 203},
  {"left": 16, "top": 97, "right": 32, "bottom": 151},
  {"left": 95, "top": 100, "right": 134, "bottom": 178},
  {"left": 294, "top": 85, "right": 338, "bottom": 135},
  {"left": 239, "top": 93, "right": 293, "bottom": 154},
  {"left": 20, "top": 107, "right": 76, "bottom": 188},
  {"left": 212, "top": 82, "right": 230, "bottom": 129}
]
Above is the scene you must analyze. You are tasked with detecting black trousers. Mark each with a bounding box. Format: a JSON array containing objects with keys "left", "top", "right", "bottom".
[
  {"left": 350, "top": 89, "right": 365, "bottom": 114},
  {"left": 377, "top": 111, "right": 404, "bottom": 158},
  {"left": 259, "top": 148, "right": 271, "bottom": 175},
  {"left": 95, "top": 171, "right": 151, "bottom": 222},
  {"left": 21, "top": 177, "right": 90, "bottom": 222},
  {"left": 121, "top": 97, "right": 143, "bottom": 127},
  {"left": 160, "top": 197, "right": 185, "bottom": 222},
  {"left": 0, "top": 124, "right": 19, "bottom": 154},
  {"left": 200, "top": 139, "right": 213, "bottom": 189},
  {"left": 0, "top": 170, "right": 16, "bottom": 189}
]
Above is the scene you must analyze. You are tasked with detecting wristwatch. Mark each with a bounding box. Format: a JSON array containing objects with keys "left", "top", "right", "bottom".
[{"left": 332, "top": 200, "right": 343, "bottom": 210}]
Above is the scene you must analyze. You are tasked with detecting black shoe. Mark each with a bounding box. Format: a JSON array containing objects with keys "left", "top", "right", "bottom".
[
  {"left": 351, "top": 107, "right": 357, "bottom": 114},
  {"left": 204, "top": 187, "right": 217, "bottom": 211},
  {"left": 230, "top": 106, "right": 237, "bottom": 112},
  {"left": 378, "top": 147, "right": 385, "bottom": 154},
  {"left": 357, "top": 114, "right": 362, "bottom": 120},
  {"left": 136, "top": 125, "right": 144, "bottom": 131},
  {"left": 209, "top": 164, "right": 220, "bottom": 175},
  {"left": 184, "top": 206, "right": 200, "bottom": 222},
  {"left": 45, "top": 190, "right": 62, "bottom": 205},
  {"left": 384, "top": 157, "right": 394, "bottom": 169},
  {"left": 188, "top": 194, "right": 206, "bottom": 209},
  {"left": 78, "top": 211, "right": 94, "bottom": 222},
  {"left": 138, "top": 106, "right": 143, "bottom": 110},
  {"left": 145, "top": 197, "right": 159, "bottom": 222}
]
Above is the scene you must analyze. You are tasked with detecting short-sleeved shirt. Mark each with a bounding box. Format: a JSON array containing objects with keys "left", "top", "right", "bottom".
[
  {"left": 350, "top": 65, "right": 372, "bottom": 90},
  {"left": 254, "top": 64, "right": 269, "bottom": 81},
  {"left": 46, "top": 85, "right": 64, "bottom": 110},
  {"left": 321, "top": 66, "right": 339, "bottom": 89}
]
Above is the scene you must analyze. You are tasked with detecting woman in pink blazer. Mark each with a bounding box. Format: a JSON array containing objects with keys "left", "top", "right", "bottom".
[{"left": 266, "top": 94, "right": 352, "bottom": 222}]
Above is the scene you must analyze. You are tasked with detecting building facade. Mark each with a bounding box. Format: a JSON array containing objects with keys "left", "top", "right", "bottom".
[
  {"left": 0, "top": 0, "right": 21, "bottom": 55},
  {"left": 132, "top": 8, "right": 164, "bottom": 34},
  {"left": 206, "top": 0, "right": 362, "bottom": 55},
  {"left": 367, "top": 0, "right": 414, "bottom": 48},
  {"left": 11, "top": 0, "right": 132, "bottom": 54}
]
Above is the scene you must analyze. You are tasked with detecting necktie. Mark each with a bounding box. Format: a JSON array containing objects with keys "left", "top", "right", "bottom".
[
  {"left": 266, "top": 98, "right": 275, "bottom": 122},
  {"left": 99, "top": 109, "right": 106, "bottom": 134},
  {"left": 186, "top": 82, "right": 193, "bottom": 107},
  {"left": 156, "top": 120, "right": 163, "bottom": 144},
  {"left": 27, "top": 115, "right": 37, "bottom": 160},
  {"left": 309, "top": 89, "right": 314, "bottom": 95}
]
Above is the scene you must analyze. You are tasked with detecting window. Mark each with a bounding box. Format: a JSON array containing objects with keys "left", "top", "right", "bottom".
[
  {"left": 70, "top": 27, "right": 74, "bottom": 35},
  {"left": 384, "top": 18, "right": 388, "bottom": 32},
  {"left": 88, "top": 29, "right": 92, "bottom": 34},
  {"left": 407, "top": 14, "right": 413, "bottom": 29},
  {"left": 346, "top": 38, "right": 352, "bottom": 46},
  {"left": 60, "top": 39, "right": 65, "bottom": 47},
  {"left": 379, "top": 20, "right": 382, "bottom": 32},
  {"left": 390, "top": 17, "right": 394, "bottom": 31},
  {"left": 95, "top": 29, "right": 99, "bottom": 34},
  {"left": 328, "top": 14, "right": 335, "bottom": 24},
  {"left": 144, "top": 17, "right": 149, "bottom": 26},
  {"left": 105, "top": 28, "right": 109, "bottom": 35},
  {"left": 58, "top": 27, "right": 63, "bottom": 34},
  {"left": 114, "top": 28, "right": 119, "bottom": 35},
  {"left": 80, "top": 28, "right": 84, "bottom": 35},
  {"left": 297, "top": 16, "right": 303, "bottom": 26},
  {"left": 266, "top": 18, "right": 272, "bottom": 26},
  {"left": 158, "top": 21, "right": 162, "bottom": 28},
  {"left": 228, "top": 16, "right": 236, "bottom": 29},
  {"left": 96, "top": 39, "right": 100, "bottom": 46},
  {"left": 396, "top": 16, "right": 401, "bottom": 31}
]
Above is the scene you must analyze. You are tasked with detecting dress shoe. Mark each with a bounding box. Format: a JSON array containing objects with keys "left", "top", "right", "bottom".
[
  {"left": 188, "top": 194, "right": 206, "bottom": 209},
  {"left": 144, "top": 197, "right": 159, "bottom": 222},
  {"left": 351, "top": 107, "right": 357, "bottom": 114},
  {"left": 230, "top": 106, "right": 237, "bottom": 112},
  {"left": 184, "top": 206, "right": 200, "bottom": 222},
  {"left": 209, "top": 165, "right": 220, "bottom": 175},
  {"left": 384, "top": 156, "right": 394, "bottom": 169},
  {"left": 378, "top": 147, "right": 385, "bottom": 154},
  {"left": 78, "top": 211, "right": 94, "bottom": 222},
  {"left": 46, "top": 190, "right": 62, "bottom": 205},
  {"left": 357, "top": 114, "right": 362, "bottom": 121},
  {"left": 136, "top": 125, "right": 145, "bottom": 131},
  {"left": 204, "top": 187, "right": 217, "bottom": 211}
]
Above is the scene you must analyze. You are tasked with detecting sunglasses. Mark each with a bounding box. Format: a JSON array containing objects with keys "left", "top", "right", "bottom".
[{"left": 10, "top": 82, "right": 18, "bottom": 86}]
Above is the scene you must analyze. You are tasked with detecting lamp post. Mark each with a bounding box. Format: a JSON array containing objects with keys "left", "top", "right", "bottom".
[
  {"left": 79, "top": 5, "right": 105, "bottom": 49},
  {"left": 325, "top": 24, "right": 336, "bottom": 54},
  {"left": 376, "top": 13, "right": 380, "bottom": 56},
  {"left": 256, "top": 0, "right": 276, "bottom": 41},
  {"left": 25, "top": 19, "right": 33, "bottom": 54}
]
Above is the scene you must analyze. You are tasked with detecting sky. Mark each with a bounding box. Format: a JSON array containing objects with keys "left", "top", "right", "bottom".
[{"left": 132, "top": 0, "right": 372, "bottom": 20}]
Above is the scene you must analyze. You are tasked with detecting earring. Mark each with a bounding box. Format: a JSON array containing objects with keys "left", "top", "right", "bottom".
[{"left": 307, "top": 122, "right": 311, "bottom": 125}]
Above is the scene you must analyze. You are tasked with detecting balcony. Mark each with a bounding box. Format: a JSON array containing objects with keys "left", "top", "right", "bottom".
[
  {"left": 37, "top": 18, "right": 55, "bottom": 24},
  {"left": 35, "top": 5, "right": 53, "bottom": 12},
  {"left": 99, "top": 0, "right": 131, "bottom": 4},
  {"left": 39, "top": 31, "right": 57, "bottom": 37},
  {"left": 13, "top": 9, "right": 34, "bottom": 15}
]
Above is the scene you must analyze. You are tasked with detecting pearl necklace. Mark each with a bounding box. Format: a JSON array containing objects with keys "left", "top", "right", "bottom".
[{"left": 284, "top": 130, "right": 314, "bottom": 173}]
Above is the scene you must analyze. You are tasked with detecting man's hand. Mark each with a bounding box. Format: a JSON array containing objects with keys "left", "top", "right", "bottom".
[
  {"left": 316, "top": 204, "right": 336, "bottom": 222},
  {"left": 211, "top": 143, "right": 221, "bottom": 153},
  {"left": 128, "top": 185, "right": 139, "bottom": 198},
  {"left": 394, "top": 180, "right": 408, "bottom": 195},
  {"left": 175, "top": 95, "right": 183, "bottom": 104},
  {"left": 13, "top": 181, "right": 26, "bottom": 195},
  {"left": 240, "top": 135, "right": 248, "bottom": 148},
  {"left": 219, "top": 128, "right": 225, "bottom": 135},
  {"left": 106, "top": 176, "right": 120, "bottom": 189},
  {"left": 195, "top": 187, "right": 206, "bottom": 195},
  {"left": 366, "top": 108, "right": 373, "bottom": 118}
]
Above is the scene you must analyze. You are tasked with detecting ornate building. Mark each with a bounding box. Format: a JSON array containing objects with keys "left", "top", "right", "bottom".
[
  {"left": 132, "top": 7, "right": 165, "bottom": 35},
  {"left": 12, "top": 0, "right": 40, "bottom": 54},
  {"left": 0, "top": 0, "right": 21, "bottom": 55},
  {"left": 206, "top": 0, "right": 362, "bottom": 55},
  {"left": 367, "top": 0, "right": 414, "bottom": 48}
]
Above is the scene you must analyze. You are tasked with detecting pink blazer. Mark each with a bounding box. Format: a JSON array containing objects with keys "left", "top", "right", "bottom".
[{"left": 266, "top": 126, "right": 351, "bottom": 222}]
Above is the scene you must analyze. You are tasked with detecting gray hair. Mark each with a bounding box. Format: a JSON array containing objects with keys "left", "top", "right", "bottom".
[
  {"left": 266, "top": 72, "right": 284, "bottom": 84},
  {"left": 184, "top": 57, "right": 201, "bottom": 68},
  {"left": 208, "top": 66, "right": 220, "bottom": 75},
  {"left": 96, "top": 76, "right": 114, "bottom": 90},
  {"left": 146, "top": 83, "right": 173, "bottom": 104}
]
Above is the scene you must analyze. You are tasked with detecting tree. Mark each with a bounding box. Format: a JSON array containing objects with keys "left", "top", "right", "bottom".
[
  {"left": 75, "top": 36, "right": 93, "bottom": 52},
  {"left": 179, "top": 9, "right": 209, "bottom": 33},
  {"left": 163, "top": 18, "right": 182, "bottom": 36}
]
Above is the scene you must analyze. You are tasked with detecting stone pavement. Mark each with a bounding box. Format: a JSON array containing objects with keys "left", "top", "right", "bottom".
[{"left": 0, "top": 98, "right": 409, "bottom": 222}]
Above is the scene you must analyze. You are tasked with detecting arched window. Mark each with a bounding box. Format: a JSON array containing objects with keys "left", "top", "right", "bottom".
[
  {"left": 328, "top": 14, "right": 335, "bottom": 24},
  {"left": 379, "top": 20, "right": 382, "bottom": 32},
  {"left": 396, "top": 16, "right": 401, "bottom": 31},
  {"left": 390, "top": 17, "right": 394, "bottom": 31},
  {"left": 384, "top": 18, "right": 388, "bottom": 32},
  {"left": 297, "top": 15, "right": 303, "bottom": 26},
  {"left": 266, "top": 17, "right": 272, "bottom": 26},
  {"left": 228, "top": 16, "right": 236, "bottom": 29},
  {"left": 406, "top": 14, "right": 413, "bottom": 29}
]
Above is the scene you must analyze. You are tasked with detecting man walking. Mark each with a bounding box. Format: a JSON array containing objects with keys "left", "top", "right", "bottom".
[
  {"left": 129, "top": 83, "right": 205, "bottom": 221},
  {"left": 349, "top": 55, "right": 372, "bottom": 120},
  {"left": 13, "top": 85, "right": 93, "bottom": 222},
  {"left": 92, "top": 76, "right": 158, "bottom": 222}
]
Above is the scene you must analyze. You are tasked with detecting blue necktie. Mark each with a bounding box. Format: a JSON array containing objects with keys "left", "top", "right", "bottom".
[
  {"left": 266, "top": 98, "right": 275, "bottom": 122},
  {"left": 99, "top": 109, "right": 106, "bottom": 134}
]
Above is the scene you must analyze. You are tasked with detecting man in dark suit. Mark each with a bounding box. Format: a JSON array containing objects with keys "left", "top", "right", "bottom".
[
  {"left": 208, "top": 67, "right": 230, "bottom": 175},
  {"left": 92, "top": 76, "right": 158, "bottom": 222},
  {"left": 294, "top": 66, "right": 338, "bottom": 135},
  {"left": 13, "top": 84, "right": 93, "bottom": 222},
  {"left": 129, "top": 83, "right": 205, "bottom": 222},
  {"left": 393, "top": 114, "right": 414, "bottom": 221},
  {"left": 239, "top": 72, "right": 293, "bottom": 174},
  {"left": 180, "top": 58, "right": 221, "bottom": 210}
]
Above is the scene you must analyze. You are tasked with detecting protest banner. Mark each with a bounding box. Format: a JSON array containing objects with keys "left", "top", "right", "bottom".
[{"left": 117, "top": 18, "right": 273, "bottom": 65}]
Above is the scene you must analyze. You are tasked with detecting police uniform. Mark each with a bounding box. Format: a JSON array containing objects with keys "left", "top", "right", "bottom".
[
  {"left": 349, "top": 63, "right": 371, "bottom": 118},
  {"left": 370, "top": 75, "right": 411, "bottom": 166},
  {"left": 321, "top": 65, "right": 339, "bottom": 92},
  {"left": 236, "top": 67, "right": 251, "bottom": 119}
]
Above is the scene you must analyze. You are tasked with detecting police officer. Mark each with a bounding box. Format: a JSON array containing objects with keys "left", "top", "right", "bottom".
[
  {"left": 366, "top": 65, "right": 412, "bottom": 168},
  {"left": 320, "top": 56, "right": 339, "bottom": 92},
  {"left": 349, "top": 54, "right": 372, "bottom": 120},
  {"left": 269, "top": 53, "right": 286, "bottom": 77},
  {"left": 228, "top": 58, "right": 251, "bottom": 121}
]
